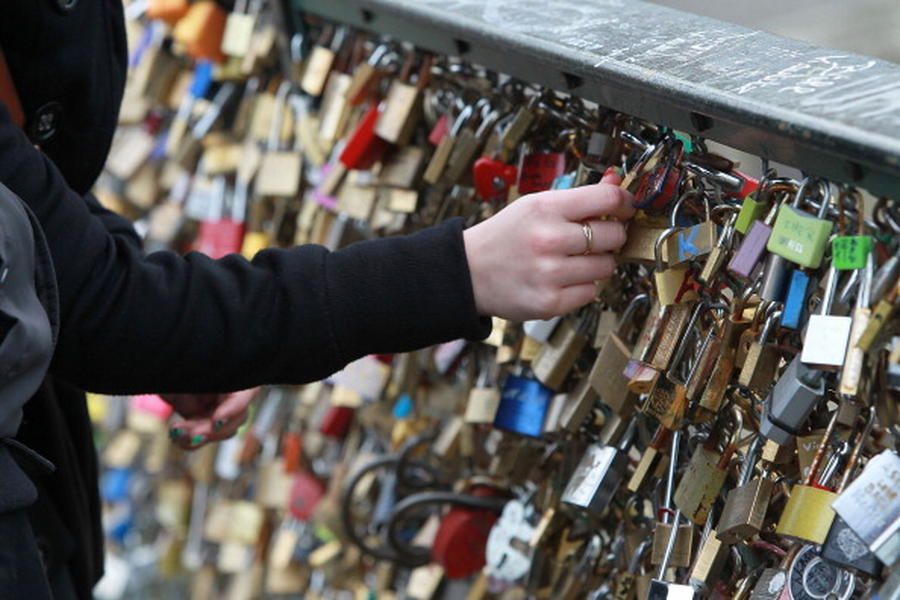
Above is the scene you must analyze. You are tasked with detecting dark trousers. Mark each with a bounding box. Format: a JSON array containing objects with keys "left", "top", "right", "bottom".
[{"left": 0, "top": 508, "right": 54, "bottom": 599}]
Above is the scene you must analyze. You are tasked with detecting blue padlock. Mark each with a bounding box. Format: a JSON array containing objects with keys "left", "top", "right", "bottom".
[
  {"left": 101, "top": 467, "right": 133, "bottom": 504},
  {"left": 493, "top": 375, "right": 553, "bottom": 438},
  {"left": 782, "top": 270, "right": 810, "bottom": 329}
]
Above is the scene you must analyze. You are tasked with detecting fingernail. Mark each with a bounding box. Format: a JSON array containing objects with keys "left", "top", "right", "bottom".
[
  {"left": 604, "top": 166, "right": 618, "bottom": 178},
  {"left": 191, "top": 435, "right": 205, "bottom": 446},
  {"left": 169, "top": 428, "right": 183, "bottom": 440},
  {"left": 214, "top": 419, "right": 226, "bottom": 432}
]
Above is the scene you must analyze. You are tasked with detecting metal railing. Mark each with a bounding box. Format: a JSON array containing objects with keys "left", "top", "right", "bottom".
[{"left": 287, "top": 0, "right": 900, "bottom": 198}]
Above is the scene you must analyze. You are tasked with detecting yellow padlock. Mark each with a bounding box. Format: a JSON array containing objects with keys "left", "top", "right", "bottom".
[{"left": 775, "top": 484, "right": 836, "bottom": 544}]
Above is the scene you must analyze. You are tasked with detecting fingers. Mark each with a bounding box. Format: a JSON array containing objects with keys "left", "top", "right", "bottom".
[
  {"left": 554, "top": 284, "right": 598, "bottom": 314},
  {"left": 600, "top": 167, "right": 623, "bottom": 186},
  {"left": 562, "top": 220, "right": 628, "bottom": 256},
  {"left": 540, "top": 182, "right": 636, "bottom": 223},
  {"left": 555, "top": 254, "right": 617, "bottom": 287},
  {"left": 168, "top": 389, "right": 258, "bottom": 450},
  {"left": 210, "top": 389, "right": 259, "bottom": 432}
]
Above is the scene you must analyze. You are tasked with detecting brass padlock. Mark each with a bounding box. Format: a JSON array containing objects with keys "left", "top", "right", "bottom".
[{"left": 716, "top": 437, "right": 775, "bottom": 544}]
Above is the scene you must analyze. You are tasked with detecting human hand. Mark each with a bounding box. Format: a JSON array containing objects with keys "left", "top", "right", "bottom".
[
  {"left": 463, "top": 169, "right": 635, "bottom": 321},
  {"left": 164, "top": 388, "right": 260, "bottom": 450}
]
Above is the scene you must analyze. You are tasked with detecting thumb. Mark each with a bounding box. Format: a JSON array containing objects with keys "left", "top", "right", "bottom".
[{"left": 600, "top": 166, "right": 623, "bottom": 186}]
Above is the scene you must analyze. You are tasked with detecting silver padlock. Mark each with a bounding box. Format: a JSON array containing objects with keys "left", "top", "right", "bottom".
[
  {"left": 831, "top": 449, "right": 900, "bottom": 566},
  {"left": 560, "top": 420, "right": 636, "bottom": 516}
]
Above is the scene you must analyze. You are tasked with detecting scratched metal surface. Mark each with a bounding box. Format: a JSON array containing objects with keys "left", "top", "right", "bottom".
[{"left": 292, "top": 0, "right": 900, "bottom": 196}]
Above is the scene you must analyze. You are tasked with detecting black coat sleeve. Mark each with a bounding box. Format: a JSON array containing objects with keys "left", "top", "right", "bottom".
[{"left": 0, "top": 104, "right": 490, "bottom": 395}]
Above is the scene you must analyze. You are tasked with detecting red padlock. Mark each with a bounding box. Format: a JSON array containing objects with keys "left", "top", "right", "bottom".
[
  {"left": 195, "top": 177, "right": 245, "bottom": 259},
  {"left": 517, "top": 152, "right": 566, "bottom": 195},
  {"left": 473, "top": 157, "right": 517, "bottom": 202},
  {"left": 431, "top": 486, "right": 502, "bottom": 579},
  {"left": 281, "top": 431, "right": 302, "bottom": 473},
  {"left": 319, "top": 405, "right": 355, "bottom": 439},
  {"left": 289, "top": 471, "right": 326, "bottom": 521},
  {"left": 339, "top": 103, "right": 389, "bottom": 171}
]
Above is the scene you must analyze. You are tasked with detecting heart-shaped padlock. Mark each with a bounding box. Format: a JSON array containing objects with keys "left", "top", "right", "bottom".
[{"left": 473, "top": 157, "right": 517, "bottom": 201}]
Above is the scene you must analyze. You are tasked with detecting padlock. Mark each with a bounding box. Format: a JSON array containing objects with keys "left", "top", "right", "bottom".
[
  {"left": 532, "top": 316, "right": 589, "bottom": 390},
  {"left": 516, "top": 150, "right": 567, "bottom": 195},
  {"left": 728, "top": 200, "right": 781, "bottom": 279},
  {"left": 165, "top": 61, "right": 215, "bottom": 158},
  {"left": 674, "top": 408, "right": 743, "bottom": 525},
  {"left": 560, "top": 420, "right": 636, "bottom": 516},
  {"left": 431, "top": 486, "right": 502, "bottom": 579},
  {"left": 289, "top": 471, "right": 326, "bottom": 521},
  {"left": 647, "top": 509, "right": 696, "bottom": 600},
  {"left": 831, "top": 449, "right": 900, "bottom": 566},
  {"left": 655, "top": 228, "right": 692, "bottom": 306},
  {"left": 255, "top": 82, "right": 303, "bottom": 198},
  {"left": 442, "top": 105, "right": 501, "bottom": 186},
  {"left": 627, "top": 425, "right": 670, "bottom": 493},
  {"left": 832, "top": 189, "right": 872, "bottom": 271},
  {"left": 465, "top": 353, "right": 502, "bottom": 424},
  {"left": 800, "top": 264, "right": 853, "bottom": 371},
  {"left": 423, "top": 105, "right": 473, "bottom": 185},
  {"left": 767, "top": 178, "right": 834, "bottom": 269},
  {"left": 194, "top": 176, "right": 246, "bottom": 259},
  {"left": 717, "top": 437, "right": 775, "bottom": 544},
  {"left": 493, "top": 372, "right": 554, "bottom": 438},
  {"left": 300, "top": 26, "right": 345, "bottom": 98},
  {"left": 590, "top": 295, "right": 649, "bottom": 415},
  {"left": 221, "top": 0, "right": 262, "bottom": 58},
  {"left": 473, "top": 156, "right": 518, "bottom": 202},
  {"left": 666, "top": 193, "right": 717, "bottom": 265},
  {"left": 782, "top": 269, "right": 811, "bottom": 329},
  {"left": 737, "top": 309, "right": 782, "bottom": 391},
  {"left": 484, "top": 498, "right": 538, "bottom": 589},
  {"left": 776, "top": 415, "right": 847, "bottom": 544},
  {"left": 147, "top": 0, "right": 189, "bottom": 26},
  {"left": 651, "top": 431, "right": 694, "bottom": 568},
  {"left": 172, "top": 1, "right": 228, "bottom": 62},
  {"left": 375, "top": 53, "right": 432, "bottom": 146},
  {"left": 499, "top": 103, "right": 536, "bottom": 159},
  {"left": 689, "top": 518, "right": 729, "bottom": 593},
  {"left": 698, "top": 209, "right": 737, "bottom": 285},
  {"left": 759, "top": 354, "right": 825, "bottom": 445},
  {"left": 840, "top": 252, "right": 873, "bottom": 397},
  {"left": 346, "top": 43, "right": 391, "bottom": 106}
]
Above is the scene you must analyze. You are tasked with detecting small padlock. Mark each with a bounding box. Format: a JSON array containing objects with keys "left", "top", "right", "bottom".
[
  {"left": 782, "top": 269, "right": 811, "bottom": 329},
  {"left": 674, "top": 408, "right": 743, "bottom": 525},
  {"left": 759, "top": 353, "right": 825, "bottom": 445},
  {"left": 375, "top": 53, "right": 432, "bottom": 146},
  {"left": 647, "top": 509, "right": 696, "bottom": 600},
  {"left": 767, "top": 178, "right": 834, "bottom": 269},
  {"left": 560, "top": 420, "right": 636, "bottom": 516},
  {"left": 532, "top": 315, "right": 590, "bottom": 391},
  {"left": 717, "top": 437, "right": 775, "bottom": 545},
  {"left": 728, "top": 199, "right": 782, "bottom": 279},
  {"left": 651, "top": 431, "right": 694, "bottom": 568},
  {"left": 654, "top": 228, "right": 693, "bottom": 306},
  {"left": 738, "top": 309, "right": 782, "bottom": 392},
  {"left": 800, "top": 263, "right": 853, "bottom": 371},
  {"left": 840, "top": 252, "right": 874, "bottom": 397},
  {"left": 493, "top": 372, "right": 554, "bottom": 438},
  {"left": 776, "top": 417, "right": 847, "bottom": 544}
]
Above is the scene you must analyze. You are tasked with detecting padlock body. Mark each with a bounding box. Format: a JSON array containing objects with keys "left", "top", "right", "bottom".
[
  {"left": 651, "top": 522, "right": 694, "bottom": 567},
  {"left": 590, "top": 334, "right": 635, "bottom": 415},
  {"left": 674, "top": 446, "right": 727, "bottom": 525},
  {"left": 800, "top": 314, "right": 852, "bottom": 369},
  {"left": 766, "top": 205, "right": 832, "bottom": 268},
  {"left": 717, "top": 477, "right": 775, "bottom": 544},
  {"left": 532, "top": 320, "right": 588, "bottom": 390},
  {"left": 493, "top": 375, "right": 553, "bottom": 438},
  {"left": 759, "top": 355, "right": 824, "bottom": 444},
  {"left": 832, "top": 235, "right": 872, "bottom": 271},
  {"left": 728, "top": 220, "right": 771, "bottom": 278},
  {"left": 782, "top": 269, "right": 810, "bottom": 329},
  {"left": 561, "top": 444, "right": 628, "bottom": 515},
  {"left": 775, "top": 484, "right": 836, "bottom": 543},
  {"left": 735, "top": 195, "right": 766, "bottom": 234},
  {"left": 821, "top": 515, "right": 882, "bottom": 577}
]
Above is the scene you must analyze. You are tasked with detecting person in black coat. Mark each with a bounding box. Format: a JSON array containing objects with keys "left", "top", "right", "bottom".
[{"left": 0, "top": 1, "right": 634, "bottom": 597}]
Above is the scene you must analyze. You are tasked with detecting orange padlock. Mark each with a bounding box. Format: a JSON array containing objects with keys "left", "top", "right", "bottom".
[
  {"left": 146, "top": 0, "right": 189, "bottom": 26},
  {"left": 173, "top": 1, "right": 227, "bottom": 63}
]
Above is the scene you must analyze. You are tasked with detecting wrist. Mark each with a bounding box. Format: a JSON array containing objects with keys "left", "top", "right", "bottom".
[{"left": 463, "top": 225, "right": 489, "bottom": 316}]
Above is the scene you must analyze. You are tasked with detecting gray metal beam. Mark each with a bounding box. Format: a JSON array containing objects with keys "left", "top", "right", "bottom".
[{"left": 291, "top": 0, "right": 900, "bottom": 198}]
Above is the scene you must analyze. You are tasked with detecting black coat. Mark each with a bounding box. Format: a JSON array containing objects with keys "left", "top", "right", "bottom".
[{"left": 0, "top": 1, "right": 489, "bottom": 596}]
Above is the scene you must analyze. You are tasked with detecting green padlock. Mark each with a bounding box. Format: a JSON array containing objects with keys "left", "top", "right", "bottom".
[
  {"left": 734, "top": 194, "right": 766, "bottom": 235},
  {"left": 766, "top": 179, "right": 833, "bottom": 269},
  {"left": 832, "top": 188, "right": 873, "bottom": 271},
  {"left": 832, "top": 236, "right": 872, "bottom": 270}
]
